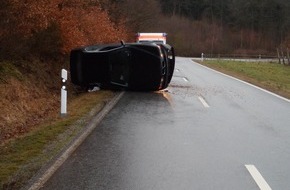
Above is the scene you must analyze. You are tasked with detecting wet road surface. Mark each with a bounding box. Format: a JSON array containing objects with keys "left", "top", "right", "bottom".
[{"left": 41, "top": 58, "right": 290, "bottom": 190}]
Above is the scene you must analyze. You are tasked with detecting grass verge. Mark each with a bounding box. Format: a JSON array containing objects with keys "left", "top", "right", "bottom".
[
  {"left": 0, "top": 90, "right": 116, "bottom": 190},
  {"left": 195, "top": 59, "right": 290, "bottom": 99}
]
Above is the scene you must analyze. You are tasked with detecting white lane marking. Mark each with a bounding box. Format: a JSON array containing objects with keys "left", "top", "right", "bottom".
[
  {"left": 198, "top": 96, "right": 210, "bottom": 108},
  {"left": 245, "top": 165, "right": 272, "bottom": 190},
  {"left": 183, "top": 77, "right": 189, "bottom": 82},
  {"left": 192, "top": 60, "right": 290, "bottom": 103}
]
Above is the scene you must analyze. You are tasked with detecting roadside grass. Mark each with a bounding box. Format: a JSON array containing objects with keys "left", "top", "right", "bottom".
[
  {"left": 0, "top": 90, "right": 116, "bottom": 190},
  {"left": 196, "top": 59, "right": 290, "bottom": 99}
]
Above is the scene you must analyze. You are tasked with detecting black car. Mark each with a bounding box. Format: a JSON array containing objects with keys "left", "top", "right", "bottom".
[{"left": 70, "top": 41, "right": 175, "bottom": 91}]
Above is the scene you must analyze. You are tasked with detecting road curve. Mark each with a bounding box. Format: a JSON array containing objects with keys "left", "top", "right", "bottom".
[{"left": 40, "top": 57, "right": 290, "bottom": 190}]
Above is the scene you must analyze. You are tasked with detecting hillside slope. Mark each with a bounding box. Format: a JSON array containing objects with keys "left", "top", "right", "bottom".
[
  {"left": 0, "top": 59, "right": 64, "bottom": 142},
  {"left": 0, "top": 0, "right": 131, "bottom": 143}
]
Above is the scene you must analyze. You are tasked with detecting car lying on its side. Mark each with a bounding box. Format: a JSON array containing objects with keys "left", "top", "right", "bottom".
[{"left": 70, "top": 41, "right": 175, "bottom": 91}]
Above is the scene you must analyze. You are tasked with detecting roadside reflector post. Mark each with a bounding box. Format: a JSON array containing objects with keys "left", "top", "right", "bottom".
[
  {"left": 61, "top": 69, "right": 68, "bottom": 117},
  {"left": 201, "top": 53, "right": 204, "bottom": 62}
]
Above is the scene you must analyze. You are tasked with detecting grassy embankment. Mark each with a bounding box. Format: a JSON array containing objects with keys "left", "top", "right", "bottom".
[
  {"left": 196, "top": 59, "right": 290, "bottom": 99},
  {"left": 0, "top": 60, "right": 116, "bottom": 189},
  {"left": 0, "top": 91, "right": 115, "bottom": 190}
]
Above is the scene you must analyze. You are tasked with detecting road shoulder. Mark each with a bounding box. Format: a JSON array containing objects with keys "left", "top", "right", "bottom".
[{"left": 22, "top": 91, "right": 124, "bottom": 190}]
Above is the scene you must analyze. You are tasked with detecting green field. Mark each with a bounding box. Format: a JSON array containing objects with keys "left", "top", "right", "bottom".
[{"left": 197, "top": 59, "right": 290, "bottom": 99}]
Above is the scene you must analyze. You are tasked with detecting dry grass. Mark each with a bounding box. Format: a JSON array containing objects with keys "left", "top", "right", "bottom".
[
  {"left": 0, "top": 78, "right": 59, "bottom": 141},
  {"left": 0, "top": 59, "right": 63, "bottom": 142},
  {"left": 0, "top": 90, "right": 116, "bottom": 189},
  {"left": 0, "top": 59, "right": 117, "bottom": 189}
]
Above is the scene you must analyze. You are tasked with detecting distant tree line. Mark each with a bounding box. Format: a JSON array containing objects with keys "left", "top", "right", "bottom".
[
  {"left": 1, "top": 0, "right": 289, "bottom": 58},
  {"left": 99, "top": 0, "right": 290, "bottom": 56},
  {"left": 160, "top": 0, "right": 290, "bottom": 45},
  {"left": 158, "top": 0, "right": 290, "bottom": 55}
]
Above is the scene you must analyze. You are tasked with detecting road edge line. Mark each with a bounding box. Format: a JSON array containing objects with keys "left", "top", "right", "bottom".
[
  {"left": 27, "top": 91, "right": 125, "bottom": 190},
  {"left": 192, "top": 60, "right": 290, "bottom": 103}
]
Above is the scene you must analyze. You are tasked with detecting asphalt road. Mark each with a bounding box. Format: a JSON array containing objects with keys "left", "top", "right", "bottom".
[{"left": 40, "top": 57, "right": 290, "bottom": 190}]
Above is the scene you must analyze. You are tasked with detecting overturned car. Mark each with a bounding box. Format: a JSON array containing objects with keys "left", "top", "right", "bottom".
[{"left": 70, "top": 41, "right": 175, "bottom": 91}]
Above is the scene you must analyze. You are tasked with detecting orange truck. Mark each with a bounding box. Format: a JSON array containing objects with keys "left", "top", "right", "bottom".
[{"left": 136, "top": 33, "right": 167, "bottom": 44}]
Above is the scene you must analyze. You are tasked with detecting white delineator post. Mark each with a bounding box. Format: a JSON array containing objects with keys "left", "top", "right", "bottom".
[
  {"left": 201, "top": 53, "right": 204, "bottom": 62},
  {"left": 61, "top": 69, "right": 68, "bottom": 116}
]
